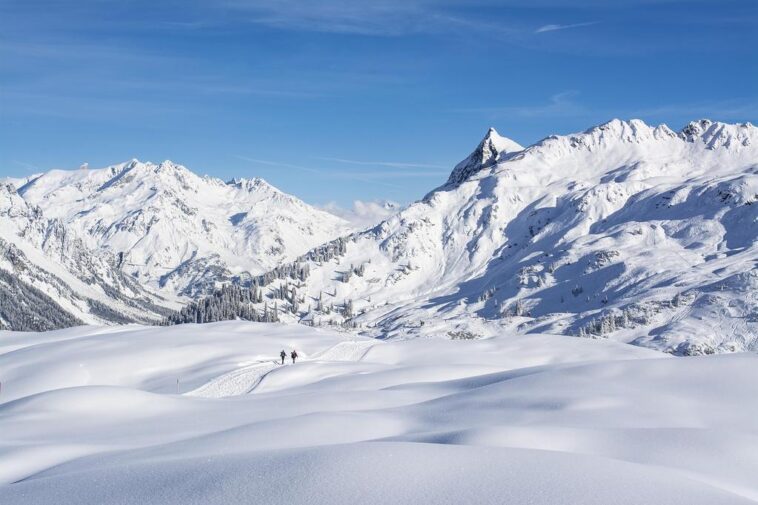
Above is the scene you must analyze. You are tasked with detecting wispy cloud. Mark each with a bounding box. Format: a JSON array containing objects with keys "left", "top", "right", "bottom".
[
  {"left": 320, "top": 200, "right": 403, "bottom": 230},
  {"left": 216, "top": 0, "right": 508, "bottom": 36},
  {"left": 630, "top": 99, "right": 758, "bottom": 122},
  {"left": 460, "top": 90, "right": 589, "bottom": 119},
  {"left": 330, "top": 171, "right": 447, "bottom": 178},
  {"left": 0, "top": 90, "right": 190, "bottom": 120},
  {"left": 316, "top": 157, "right": 448, "bottom": 169},
  {"left": 234, "top": 156, "right": 322, "bottom": 175},
  {"left": 11, "top": 160, "right": 42, "bottom": 173},
  {"left": 219, "top": 0, "right": 416, "bottom": 35},
  {"left": 237, "top": 156, "right": 447, "bottom": 179},
  {"left": 535, "top": 22, "right": 598, "bottom": 34},
  {"left": 0, "top": 40, "right": 191, "bottom": 70},
  {"left": 460, "top": 92, "right": 757, "bottom": 129},
  {"left": 234, "top": 156, "right": 404, "bottom": 188},
  {"left": 157, "top": 20, "right": 214, "bottom": 30},
  {"left": 1, "top": 39, "right": 323, "bottom": 98}
]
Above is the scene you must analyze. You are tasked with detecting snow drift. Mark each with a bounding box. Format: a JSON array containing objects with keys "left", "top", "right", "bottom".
[{"left": 1, "top": 322, "right": 757, "bottom": 504}]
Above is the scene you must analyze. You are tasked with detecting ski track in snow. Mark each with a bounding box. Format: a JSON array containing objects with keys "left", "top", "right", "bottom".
[
  {"left": 185, "top": 340, "right": 376, "bottom": 398},
  {"left": 309, "top": 339, "right": 376, "bottom": 361},
  {"left": 184, "top": 361, "right": 279, "bottom": 398}
]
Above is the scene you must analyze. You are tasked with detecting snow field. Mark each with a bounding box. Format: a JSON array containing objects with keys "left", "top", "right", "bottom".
[{"left": 1, "top": 321, "right": 757, "bottom": 503}]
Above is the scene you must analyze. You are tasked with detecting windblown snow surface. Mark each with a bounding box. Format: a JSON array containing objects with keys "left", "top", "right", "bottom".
[{"left": 1, "top": 321, "right": 757, "bottom": 504}]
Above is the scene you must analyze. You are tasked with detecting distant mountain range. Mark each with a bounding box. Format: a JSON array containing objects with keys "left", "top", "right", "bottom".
[
  {"left": 3, "top": 119, "right": 757, "bottom": 354},
  {"left": 11, "top": 160, "right": 350, "bottom": 298}
]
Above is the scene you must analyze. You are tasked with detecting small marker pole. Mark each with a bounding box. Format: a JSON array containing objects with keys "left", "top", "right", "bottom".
[{"left": 176, "top": 377, "right": 180, "bottom": 394}]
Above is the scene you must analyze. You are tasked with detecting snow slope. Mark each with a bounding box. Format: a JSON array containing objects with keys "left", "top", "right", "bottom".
[
  {"left": 16, "top": 160, "right": 350, "bottom": 298},
  {"left": 1, "top": 322, "right": 757, "bottom": 504},
  {"left": 212, "top": 119, "right": 758, "bottom": 354},
  {"left": 0, "top": 184, "right": 172, "bottom": 330}
]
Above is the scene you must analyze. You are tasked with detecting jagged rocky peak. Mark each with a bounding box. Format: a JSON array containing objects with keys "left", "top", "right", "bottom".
[
  {"left": 105, "top": 158, "right": 143, "bottom": 177},
  {"left": 579, "top": 118, "right": 755, "bottom": 150},
  {"left": 227, "top": 176, "right": 276, "bottom": 192},
  {"left": 0, "top": 182, "right": 35, "bottom": 219},
  {"left": 577, "top": 118, "right": 678, "bottom": 145},
  {"left": 680, "top": 119, "right": 755, "bottom": 149},
  {"left": 1, "top": 180, "right": 18, "bottom": 197},
  {"left": 124, "top": 158, "right": 142, "bottom": 169},
  {"left": 159, "top": 160, "right": 202, "bottom": 177},
  {"left": 519, "top": 118, "right": 758, "bottom": 164},
  {"left": 158, "top": 159, "right": 179, "bottom": 169},
  {"left": 107, "top": 159, "right": 193, "bottom": 181},
  {"left": 108, "top": 159, "right": 204, "bottom": 195},
  {"left": 445, "top": 127, "right": 524, "bottom": 188},
  {"left": 140, "top": 160, "right": 194, "bottom": 178}
]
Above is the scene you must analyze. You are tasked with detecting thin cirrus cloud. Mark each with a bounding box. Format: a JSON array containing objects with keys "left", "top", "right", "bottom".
[
  {"left": 315, "top": 157, "right": 448, "bottom": 170},
  {"left": 630, "top": 99, "right": 758, "bottom": 122},
  {"left": 234, "top": 156, "right": 322, "bottom": 175},
  {"left": 236, "top": 156, "right": 446, "bottom": 178},
  {"left": 218, "top": 0, "right": 422, "bottom": 35},
  {"left": 10, "top": 160, "right": 42, "bottom": 173},
  {"left": 535, "top": 21, "right": 598, "bottom": 34},
  {"left": 460, "top": 90, "right": 589, "bottom": 119},
  {"left": 464, "top": 93, "right": 758, "bottom": 126},
  {"left": 329, "top": 170, "right": 447, "bottom": 178},
  {"left": 234, "top": 156, "right": 438, "bottom": 189},
  {"left": 215, "top": 0, "right": 506, "bottom": 36}
]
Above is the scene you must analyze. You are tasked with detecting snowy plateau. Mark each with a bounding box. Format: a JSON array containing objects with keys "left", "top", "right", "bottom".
[
  {"left": 1, "top": 322, "right": 758, "bottom": 504},
  {"left": 1, "top": 118, "right": 758, "bottom": 504}
]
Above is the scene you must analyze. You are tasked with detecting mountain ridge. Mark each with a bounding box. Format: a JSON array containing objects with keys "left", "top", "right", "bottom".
[
  {"left": 0, "top": 183, "right": 173, "bottom": 330},
  {"left": 167, "top": 118, "right": 758, "bottom": 355},
  {"left": 3, "top": 118, "right": 757, "bottom": 353},
  {"left": 15, "top": 159, "right": 351, "bottom": 298}
]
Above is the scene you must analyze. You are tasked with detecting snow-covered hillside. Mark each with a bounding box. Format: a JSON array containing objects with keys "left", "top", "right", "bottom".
[
  {"left": 0, "top": 184, "right": 173, "bottom": 330},
  {"left": 16, "top": 160, "right": 350, "bottom": 298},
  {"left": 1, "top": 322, "right": 757, "bottom": 504},
  {"left": 179, "top": 119, "right": 758, "bottom": 354}
]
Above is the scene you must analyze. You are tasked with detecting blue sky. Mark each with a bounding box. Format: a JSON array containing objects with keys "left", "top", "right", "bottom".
[{"left": 1, "top": 0, "right": 756, "bottom": 207}]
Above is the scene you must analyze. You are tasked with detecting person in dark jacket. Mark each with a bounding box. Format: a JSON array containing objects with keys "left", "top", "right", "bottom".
[
  {"left": 290, "top": 349, "right": 298, "bottom": 364},
  {"left": 280, "top": 350, "right": 286, "bottom": 365}
]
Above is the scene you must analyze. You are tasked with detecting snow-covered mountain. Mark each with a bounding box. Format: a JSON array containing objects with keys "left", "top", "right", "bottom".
[
  {"left": 441, "top": 126, "right": 524, "bottom": 190},
  {"left": 16, "top": 160, "right": 350, "bottom": 298},
  {"left": 175, "top": 119, "right": 758, "bottom": 354},
  {"left": 0, "top": 183, "right": 173, "bottom": 330}
]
